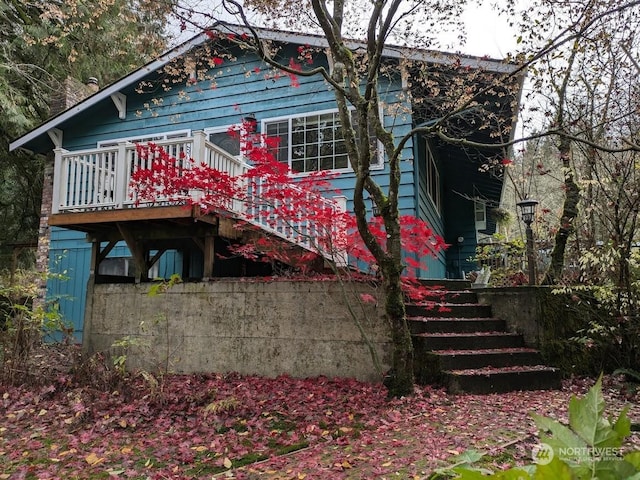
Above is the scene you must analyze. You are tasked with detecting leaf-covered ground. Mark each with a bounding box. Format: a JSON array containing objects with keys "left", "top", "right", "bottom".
[{"left": 2, "top": 372, "right": 639, "bottom": 479}]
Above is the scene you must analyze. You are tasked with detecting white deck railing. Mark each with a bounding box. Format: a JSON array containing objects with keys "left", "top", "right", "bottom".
[{"left": 52, "top": 131, "right": 345, "bottom": 258}]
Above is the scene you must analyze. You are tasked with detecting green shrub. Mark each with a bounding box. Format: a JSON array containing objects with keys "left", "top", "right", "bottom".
[
  {"left": 0, "top": 269, "right": 71, "bottom": 384},
  {"left": 435, "top": 376, "right": 640, "bottom": 479}
]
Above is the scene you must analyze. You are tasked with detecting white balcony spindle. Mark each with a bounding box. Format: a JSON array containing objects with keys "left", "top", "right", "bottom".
[
  {"left": 51, "top": 147, "right": 67, "bottom": 214},
  {"left": 115, "top": 142, "right": 128, "bottom": 208}
]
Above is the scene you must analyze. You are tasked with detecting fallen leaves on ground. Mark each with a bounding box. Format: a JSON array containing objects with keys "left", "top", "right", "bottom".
[{"left": 1, "top": 374, "right": 638, "bottom": 479}]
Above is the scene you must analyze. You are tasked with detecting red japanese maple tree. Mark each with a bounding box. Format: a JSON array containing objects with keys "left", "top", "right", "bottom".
[
  {"left": 129, "top": 124, "right": 448, "bottom": 383},
  {"left": 130, "top": 123, "right": 446, "bottom": 287}
]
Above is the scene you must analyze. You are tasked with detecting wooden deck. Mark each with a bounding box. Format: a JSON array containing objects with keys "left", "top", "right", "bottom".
[
  {"left": 50, "top": 133, "right": 345, "bottom": 282},
  {"left": 51, "top": 205, "right": 226, "bottom": 282}
]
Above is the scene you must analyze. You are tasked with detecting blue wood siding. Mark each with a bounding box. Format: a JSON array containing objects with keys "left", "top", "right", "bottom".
[
  {"left": 47, "top": 42, "right": 459, "bottom": 335},
  {"left": 48, "top": 228, "right": 91, "bottom": 340},
  {"left": 442, "top": 193, "right": 478, "bottom": 278},
  {"left": 60, "top": 47, "right": 418, "bottom": 225},
  {"left": 412, "top": 136, "right": 446, "bottom": 278}
]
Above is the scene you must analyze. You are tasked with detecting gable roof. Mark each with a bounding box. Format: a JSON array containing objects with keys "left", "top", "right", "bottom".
[{"left": 10, "top": 24, "right": 520, "bottom": 153}]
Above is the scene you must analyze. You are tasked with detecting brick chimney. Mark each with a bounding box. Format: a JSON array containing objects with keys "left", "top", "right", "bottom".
[
  {"left": 34, "top": 76, "right": 101, "bottom": 312},
  {"left": 48, "top": 76, "right": 99, "bottom": 117}
]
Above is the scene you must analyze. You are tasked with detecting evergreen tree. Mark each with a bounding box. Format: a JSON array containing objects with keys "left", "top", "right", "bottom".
[{"left": 0, "top": 0, "right": 168, "bottom": 266}]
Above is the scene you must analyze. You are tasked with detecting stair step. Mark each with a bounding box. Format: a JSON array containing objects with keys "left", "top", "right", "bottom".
[
  {"left": 408, "top": 282, "right": 561, "bottom": 394},
  {"left": 406, "top": 303, "right": 492, "bottom": 318},
  {"left": 442, "top": 291, "right": 478, "bottom": 304},
  {"left": 408, "top": 317, "right": 506, "bottom": 334},
  {"left": 443, "top": 366, "right": 562, "bottom": 394},
  {"left": 413, "top": 332, "right": 524, "bottom": 350},
  {"left": 429, "top": 348, "right": 543, "bottom": 370},
  {"left": 413, "top": 291, "right": 478, "bottom": 305},
  {"left": 417, "top": 279, "right": 472, "bottom": 289}
]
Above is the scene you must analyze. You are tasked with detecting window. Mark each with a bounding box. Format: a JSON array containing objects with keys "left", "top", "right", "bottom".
[
  {"left": 263, "top": 109, "right": 383, "bottom": 173},
  {"left": 98, "top": 257, "right": 159, "bottom": 278},
  {"left": 425, "top": 145, "right": 441, "bottom": 212},
  {"left": 206, "top": 126, "right": 241, "bottom": 157},
  {"left": 475, "top": 200, "right": 487, "bottom": 231}
]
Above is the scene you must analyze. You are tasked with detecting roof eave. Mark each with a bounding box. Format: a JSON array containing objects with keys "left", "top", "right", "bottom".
[
  {"left": 9, "top": 32, "right": 210, "bottom": 152},
  {"left": 10, "top": 24, "right": 520, "bottom": 152}
]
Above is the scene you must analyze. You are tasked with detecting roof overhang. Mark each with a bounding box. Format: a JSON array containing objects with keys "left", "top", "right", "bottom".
[
  {"left": 10, "top": 24, "right": 521, "bottom": 153},
  {"left": 9, "top": 33, "right": 210, "bottom": 152}
]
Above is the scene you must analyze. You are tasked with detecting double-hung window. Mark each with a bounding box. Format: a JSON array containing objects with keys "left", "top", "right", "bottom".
[
  {"left": 263, "top": 109, "right": 383, "bottom": 173},
  {"left": 425, "top": 144, "right": 441, "bottom": 213}
]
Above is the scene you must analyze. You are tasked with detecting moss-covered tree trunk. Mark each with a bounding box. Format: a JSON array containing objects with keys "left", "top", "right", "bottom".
[
  {"left": 380, "top": 257, "right": 414, "bottom": 397},
  {"left": 541, "top": 138, "right": 580, "bottom": 285}
]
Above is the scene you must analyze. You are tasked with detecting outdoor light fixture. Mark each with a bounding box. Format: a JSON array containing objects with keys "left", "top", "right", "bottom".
[
  {"left": 243, "top": 114, "right": 257, "bottom": 133},
  {"left": 517, "top": 198, "right": 538, "bottom": 226},
  {"left": 369, "top": 196, "right": 381, "bottom": 217},
  {"left": 517, "top": 198, "right": 539, "bottom": 285}
]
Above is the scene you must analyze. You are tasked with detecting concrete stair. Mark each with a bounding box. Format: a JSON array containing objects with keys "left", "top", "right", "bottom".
[{"left": 410, "top": 281, "right": 561, "bottom": 394}]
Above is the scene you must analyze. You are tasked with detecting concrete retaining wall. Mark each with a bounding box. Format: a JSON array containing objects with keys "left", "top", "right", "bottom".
[
  {"left": 84, "top": 280, "right": 391, "bottom": 382},
  {"left": 476, "top": 286, "right": 544, "bottom": 347}
]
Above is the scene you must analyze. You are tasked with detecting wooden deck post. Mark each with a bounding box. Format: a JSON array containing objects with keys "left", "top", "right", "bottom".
[
  {"left": 182, "top": 248, "right": 191, "bottom": 280},
  {"left": 192, "top": 130, "right": 207, "bottom": 163},
  {"left": 51, "top": 147, "right": 66, "bottom": 214},
  {"left": 203, "top": 234, "right": 215, "bottom": 280},
  {"left": 89, "top": 239, "right": 99, "bottom": 278},
  {"left": 117, "top": 223, "right": 148, "bottom": 283},
  {"left": 114, "top": 141, "right": 128, "bottom": 208}
]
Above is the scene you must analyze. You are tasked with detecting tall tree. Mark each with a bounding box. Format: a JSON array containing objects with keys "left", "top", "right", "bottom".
[
  {"left": 509, "top": 0, "right": 640, "bottom": 284},
  {"left": 0, "top": 0, "right": 168, "bottom": 263},
  {"left": 138, "top": 0, "right": 527, "bottom": 396}
]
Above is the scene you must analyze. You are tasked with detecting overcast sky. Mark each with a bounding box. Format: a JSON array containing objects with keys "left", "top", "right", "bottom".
[
  {"left": 458, "top": 4, "right": 518, "bottom": 58},
  {"left": 172, "top": 2, "right": 519, "bottom": 59}
]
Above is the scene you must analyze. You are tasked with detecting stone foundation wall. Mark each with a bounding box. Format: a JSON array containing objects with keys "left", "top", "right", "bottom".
[
  {"left": 84, "top": 280, "right": 391, "bottom": 382},
  {"left": 476, "top": 286, "right": 610, "bottom": 375},
  {"left": 476, "top": 287, "right": 543, "bottom": 347}
]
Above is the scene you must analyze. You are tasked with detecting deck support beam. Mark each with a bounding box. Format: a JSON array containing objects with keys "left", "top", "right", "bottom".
[
  {"left": 117, "top": 223, "right": 148, "bottom": 283},
  {"left": 202, "top": 234, "right": 215, "bottom": 280},
  {"left": 97, "top": 240, "right": 117, "bottom": 266}
]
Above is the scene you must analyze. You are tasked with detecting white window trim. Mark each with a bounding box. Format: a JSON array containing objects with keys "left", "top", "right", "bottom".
[
  {"left": 97, "top": 129, "right": 191, "bottom": 148},
  {"left": 425, "top": 142, "right": 441, "bottom": 213},
  {"left": 261, "top": 107, "right": 385, "bottom": 176},
  {"left": 475, "top": 200, "right": 487, "bottom": 231}
]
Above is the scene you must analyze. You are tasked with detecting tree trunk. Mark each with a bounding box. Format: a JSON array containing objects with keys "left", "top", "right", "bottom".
[
  {"left": 380, "top": 258, "right": 414, "bottom": 397},
  {"left": 541, "top": 142, "right": 580, "bottom": 285}
]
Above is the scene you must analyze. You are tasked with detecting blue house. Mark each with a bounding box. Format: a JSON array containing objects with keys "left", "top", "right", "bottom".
[{"left": 10, "top": 26, "right": 521, "bottom": 338}]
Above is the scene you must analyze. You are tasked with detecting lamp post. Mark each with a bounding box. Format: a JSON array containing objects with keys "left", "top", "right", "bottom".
[{"left": 517, "top": 198, "right": 539, "bottom": 285}]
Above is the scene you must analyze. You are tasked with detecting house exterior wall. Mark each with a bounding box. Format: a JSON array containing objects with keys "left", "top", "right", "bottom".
[
  {"left": 84, "top": 280, "right": 390, "bottom": 382},
  {"left": 59, "top": 46, "right": 423, "bottom": 225},
  {"left": 444, "top": 193, "right": 478, "bottom": 279},
  {"left": 48, "top": 228, "right": 91, "bottom": 338},
  {"left": 44, "top": 43, "right": 453, "bottom": 335},
  {"left": 414, "top": 136, "right": 446, "bottom": 278},
  {"left": 48, "top": 228, "right": 183, "bottom": 338}
]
